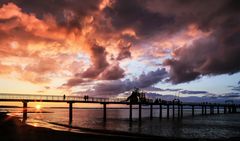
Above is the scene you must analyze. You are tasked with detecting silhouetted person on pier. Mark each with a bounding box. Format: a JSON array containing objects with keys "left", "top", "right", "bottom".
[
  {"left": 63, "top": 94, "right": 66, "bottom": 100},
  {"left": 84, "top": 95, "right": 89, "bottom": 101}
]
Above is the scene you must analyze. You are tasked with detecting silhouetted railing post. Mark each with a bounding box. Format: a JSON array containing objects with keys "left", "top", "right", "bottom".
[
  {"left": 139, "top": 103, "right": 142, "bottom": 122},
  {"left": 129, "top": 103, "right": 132, "bottom": 122},
  {"left": 217, "top": 105, "right": 220, "bottom": 114},
  {"left": 22, "top": 101, "right": 28, "bottom": 122},
  {"left": 69, "top": 102, "right": 73, "bottom": 125},
  {"left": 201, "top": 104, "right": 204, "bottom": 115},
  {"left": 150, "top": 104, "right": 153, "bottom": 120}
]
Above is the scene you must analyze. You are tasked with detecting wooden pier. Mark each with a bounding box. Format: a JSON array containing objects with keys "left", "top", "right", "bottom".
[{"left": 0, "top": 93, "right": 239, "bottom": 124}]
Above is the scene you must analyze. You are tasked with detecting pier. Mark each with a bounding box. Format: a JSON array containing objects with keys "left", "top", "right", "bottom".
[{"left": 0, "top": 93, "right": 239, "bottom": 124}]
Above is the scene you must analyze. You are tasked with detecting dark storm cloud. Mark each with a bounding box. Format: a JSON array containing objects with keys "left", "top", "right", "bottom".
[
  {"left": 63, "top": 78, "right": 85, "bottom": 87},
  {"left": 230, "top": 81, "right": 240, "bottom": 92},
  {"left": 180, "top": 90, "right": 208, "bottom": 95},
  {"left": 84, "top": 68, "right": 168, "bottom": 96},
  {"left": 143, "top": 86, "right": 181, "bottom": 92},
  {"left": 219, "top": 93, "right": 240, "bottom": 98},
  {"left": 104, "top": 0, "right": 174, "bottom": 37},
  {"left": 163, "top": 0, "right": 240, "bottom": 83},
  {"left": 0, "top": 0, "right": 101, "bottom": 29},
  {"left": 99, "top": 63, "right": 125, "bottom": 80},
  {"left": 80, "top": 44, "right": 109, "bottom": 79},
  {"left": 64, "top": 44, "right": 125, "bottom": 87},
  {"left": 117, "top": 45, "right": 131, "bottom": 60}
]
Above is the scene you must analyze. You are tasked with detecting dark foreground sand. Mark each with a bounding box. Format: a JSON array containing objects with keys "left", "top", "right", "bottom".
[{"left": 0, "top": 112, "right": 239, "bottom": 141}]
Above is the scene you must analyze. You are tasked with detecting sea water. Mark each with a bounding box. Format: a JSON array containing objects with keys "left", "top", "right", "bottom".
[{"left": 1, "top": 106, "right": 240, "bottom": 139}]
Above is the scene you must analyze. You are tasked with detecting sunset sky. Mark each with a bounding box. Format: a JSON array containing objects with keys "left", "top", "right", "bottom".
[{"left": 0, "top": 0, "right": 240, "bottom": 104}]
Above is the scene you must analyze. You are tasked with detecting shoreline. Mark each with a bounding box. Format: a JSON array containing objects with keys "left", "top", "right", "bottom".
[{"left": 0, "top": 112, "right": 239, "bottom": 141}]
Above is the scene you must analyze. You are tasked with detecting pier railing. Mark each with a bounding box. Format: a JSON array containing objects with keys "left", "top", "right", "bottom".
[
  {"left": 0, "top": 93, "right": 127, "bottom": 103},
  {"left": 0, "top": 93, "right": 239, "bottom": 124}
]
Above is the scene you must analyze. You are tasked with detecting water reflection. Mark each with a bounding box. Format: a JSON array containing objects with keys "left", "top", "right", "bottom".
[{"left": 3, "top": 107, "right": 240, "bottom": 139}]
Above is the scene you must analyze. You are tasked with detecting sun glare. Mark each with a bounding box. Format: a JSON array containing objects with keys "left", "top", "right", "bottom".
[{"left": 35, "top": 104, "right": 41, "bottom": 110}]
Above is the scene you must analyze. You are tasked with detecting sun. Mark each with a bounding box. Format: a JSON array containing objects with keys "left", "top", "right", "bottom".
[{"left": 35, "top": 104, "right": 41, "bottom": 110}]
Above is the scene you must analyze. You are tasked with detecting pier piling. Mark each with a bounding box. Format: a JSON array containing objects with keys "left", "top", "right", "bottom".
[
  {"left": 150, "top": 104, "right": 153, "bottom": 120},
  {"left": 69, "top": 102, "right": 73, "bottom": 125},
  {"left": 129, "top": 103, "right": 132, "bottom": 122},
  {"left": 167, "top": 104, "right": 170, "bottom": 119},
  {"left": 181, "top": 104, "right": 183, "bottom": 118},
  {"left": 177, "top": 103, "right": 180, "bottom": 119},
  {"left": 224, "top": 106, "right": 227, "bottom": 114},
  {"left": 172, "top": 101, "right": 175, "bottom": 119},
  {"left": 103, "top": 103, "right": 107, "bottom": 122},
  {"left": 159, "top": 104, "right": 162, "bottom": 119},
  {"left": 22, "top": 101, "right": 28, "bottom": 122},
  {"left": 139, "top": 103, "right": 142, "bottom": 122},
  {"left": 192, "top": 105, "right": 195, "bottom": 116},
  {"left": 204, "top": 105, "right": 207, "bottom": 115}
]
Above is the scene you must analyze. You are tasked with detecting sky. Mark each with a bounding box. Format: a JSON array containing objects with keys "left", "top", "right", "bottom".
[{"left": 0, "top": 0, "right": 240, "bottom": 104}]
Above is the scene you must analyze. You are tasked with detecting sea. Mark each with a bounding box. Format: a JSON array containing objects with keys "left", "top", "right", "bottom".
[{"left": 1, "top": 106, "right": 240, "bottom": 139}]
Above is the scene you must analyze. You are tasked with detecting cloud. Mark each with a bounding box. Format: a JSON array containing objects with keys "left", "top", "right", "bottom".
[
  {"left": 77, "top": 68, "right": 168, "bottom": 96},
  {"left": 230, "top": 81, "right": 240, "bottom": 92},
  {"left": 80, "top": 44, "right": 109, "bottom": 79},
  {"left": 116, "top": 43, "right": 131, "bottom": 60},
  {"left": 63, "top": 78, "right": 88, "bottom": 87},
  {"left": 162, "top": 0, "right": 240, "bottom": 83},
  {"left": 180, "top": 90, "right": 208, "bottom": 95},
  {"left": 218, "top": 93, "right": 240, "bottom": 98},
  {"left": 104, "top": 0, "right": 174, "bottom": 37},
  {"left": 0, "top": 0, "right": 102, "bottom": 30},
  {"left": 99, "top": 62, "right": 125, "bottom": 80}
]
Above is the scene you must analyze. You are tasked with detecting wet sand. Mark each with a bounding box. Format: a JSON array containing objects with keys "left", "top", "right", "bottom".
[{"left": 0, "top": 112, "right": 239, "bottom": 141}]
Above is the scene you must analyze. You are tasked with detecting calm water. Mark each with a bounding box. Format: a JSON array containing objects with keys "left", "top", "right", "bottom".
[{"left": 1, "top": 106, "right": 240, "bottom": 139}]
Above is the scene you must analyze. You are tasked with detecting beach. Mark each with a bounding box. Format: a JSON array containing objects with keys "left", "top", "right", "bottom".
[{"left": 1, "top": 112, "right": 240, "bottom": 141}]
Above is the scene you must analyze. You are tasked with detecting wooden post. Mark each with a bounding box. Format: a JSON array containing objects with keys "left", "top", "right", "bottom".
[
  {"left": 217, "top": 105, "right": 220, "bottom": 114},
  {"left": 167, "top": 104, "right": 170, "bottom": 119},
  {"left": 103, "top": 103, "right": 107, "bottom": 122},
  {"left": 159, "top": 104, "right": 162, "bottom": 119},
  {"left": 202, "top": 105, "right": 204, "bottom": 115},
  {"left": 192, "top": 105, "right": 194, "bottom": 116},
  {"left": 69, "top": 102, "right": 73, "bottom": 125},
  {"left": 129, "top": 103, "right": 132, "bottom": 122},
  {"left": 150, "top": 104, "right": 153, "bottom": 120},
  {"left": 22, "top": 101, "right": 28, "bottom": 122},
  {"left": 139, "top": 103, "right": 142, "bottom": 122}
]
